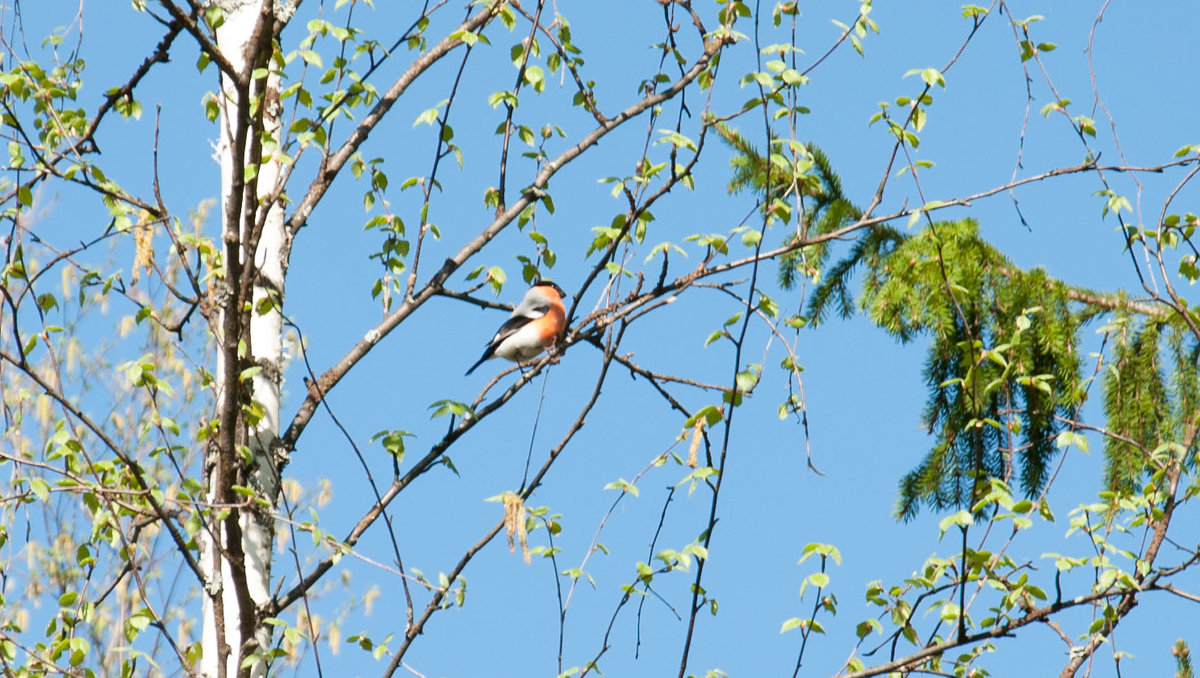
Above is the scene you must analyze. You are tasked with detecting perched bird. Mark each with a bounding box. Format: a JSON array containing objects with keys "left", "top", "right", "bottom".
[{"left": 465, "top": 280, "right": 567, "bottom": 375}]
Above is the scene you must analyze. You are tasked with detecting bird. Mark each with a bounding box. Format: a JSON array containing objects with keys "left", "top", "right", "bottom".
[{"left": 465, "top": 280, "right": 567, "bottom": 375}]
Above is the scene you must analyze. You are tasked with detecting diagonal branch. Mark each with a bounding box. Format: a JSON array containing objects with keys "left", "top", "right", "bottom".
[{"left": 283, "top": 3, "right": 500, "bottom": 237}]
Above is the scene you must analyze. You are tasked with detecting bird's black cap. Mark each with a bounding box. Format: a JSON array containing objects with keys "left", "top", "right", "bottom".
[{"left": 532, "top": 279, "right": 566, "bottom": 298}]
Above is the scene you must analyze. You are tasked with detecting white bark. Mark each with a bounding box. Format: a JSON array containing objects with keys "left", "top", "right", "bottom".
[{"left": 201, "top": 1, "right": 288, "bottom": 675}]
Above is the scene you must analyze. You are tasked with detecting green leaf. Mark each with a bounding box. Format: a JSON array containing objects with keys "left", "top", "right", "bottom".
[
  {"left": 370, "top": 430, "right": 413, "bottom": 460},
  {"left": 37, "top": 293, "right": 59, "bottom": 313},
  {"left": 1179, "top": 256, "right": 1199, "bottom": 283},
  {"left": 429, "top": 399, "right": 474, "bottom": 420},
  {"left": 856, "top": 618, "right": 883, "bottom": 639},
  {"left": 675, "top": 466, "right": 719, "bottom": 495},
  {"left": 486, "top": 266, "right": 506, "bottom": 294},
  {"left": 685, "top": 405, "right": 724, "bottom": 429},
  {"left": 655, "top": 129, "right": 698, "bottom": 152},
  {"left": 451, "top": 29, "right": 479, "bottom": 46},
  {"left": 29, "top": 477, "right": 50, "bottom": 502},
  {"left": 937, "top": 509, "right": 972, "bottom": 536},
  {"left": 413, "top": 107, "right": 439, "bottom": 127},
  {"left": 524, "top": 65, "right": 545, "bottom": 92},
  {"left": 780, "top": 617, "right": 805, "bottom": 633},
  {"left": 204, "top": 5, "right": 225, "bottom": 29},
  {"left": 298, "top": 50, "right": 323, "bottom": 68},
  {"left": 1055, "top": 430, "right": 1089, "bottom": 453},
  {"left": 487, "top": 91, "right": 518, "bottom": 109},
  {"left": 204, "top": 94, "right": 220, "bottom": 122},
  {"left": 798, "top": 542, "right": 842, "bottom": 566},
  {"left": 603, "top": 478, "right": 640, "bottom": 497}
]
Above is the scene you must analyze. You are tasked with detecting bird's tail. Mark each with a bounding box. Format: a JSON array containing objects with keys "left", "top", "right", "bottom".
[{"left": 464, "top": 355, "right": 488, "bottom": 376}]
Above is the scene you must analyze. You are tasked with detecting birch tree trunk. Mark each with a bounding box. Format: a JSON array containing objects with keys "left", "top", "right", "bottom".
[{"left": 201, "top": 1, "right": 290, "bottom": 675}]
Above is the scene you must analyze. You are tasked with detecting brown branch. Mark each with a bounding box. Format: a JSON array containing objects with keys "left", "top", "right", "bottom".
[
  {"left": 1158, "top": 583, "right": 1200, "bottom": 605},
  {"left": 92, "top": 16, "right": 186, "bottom": 147},
  {"left": 283, "top": 4, "right": 500, "bottom": 237},
  {"left": 610, "top": 350, "right": 731, "bottom": 394},
  {"left": 1061, "top": 286, "right": 1167, "bottom": 320},
  {"left": 156, "top": 0, "right": 244, "bottom": 87},
  {"left": 435, "top": 287, "right": 514, "bottom": 312},
  {"left": 839, "top": 588, "right": 1128, "bottom": 678}
]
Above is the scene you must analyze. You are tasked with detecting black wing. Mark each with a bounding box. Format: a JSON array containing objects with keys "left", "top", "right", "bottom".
[{"left": 464, "top": 314, "right": 536, "bottom": 375}]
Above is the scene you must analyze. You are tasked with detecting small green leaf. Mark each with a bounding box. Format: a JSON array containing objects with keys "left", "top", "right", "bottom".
[
  {"left": 603, "top": 478, "right": 640, "bottom": 497},
  {"left": 370, "top": 430, "right": 413, "bottom": 460},
  {"left": 780, "top": 617, "right": 805, "bottom": 633},
  {"left": 856, "top": 618, "right": 883, "bottom": 639},
  {"left": 413, "top": 107, "right": 439, "bottom": 127},
  {"left": 937, "top": 509, "right": 972, "bottom": 536},
  {"left": 29, "top": 477, "right": 50, "bottom": 502},
  {"left": 524, "top": 65, "right": 545, "bottom": 92}
]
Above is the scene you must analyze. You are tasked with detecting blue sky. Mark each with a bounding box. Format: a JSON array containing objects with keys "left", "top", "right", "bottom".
[{"left": 12, "top": 0, "right": 1200, "bottom": 676}]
